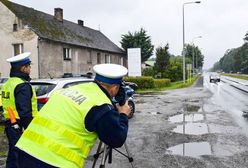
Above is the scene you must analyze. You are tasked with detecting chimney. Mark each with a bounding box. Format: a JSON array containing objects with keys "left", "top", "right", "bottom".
[
  {"left": 78, "top": 20, "right": 84, "bottom": 26},
  {"left": 54, "top": 8, "right": 63, "bottom": 22}
]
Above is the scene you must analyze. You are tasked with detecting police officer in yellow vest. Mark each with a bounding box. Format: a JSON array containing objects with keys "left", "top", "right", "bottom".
[
  {"left": 1, "top": 52, "right": 38, "bottom": 168},
  {"left": 16, "top": 64, "right": 131, "bottom": 168}
]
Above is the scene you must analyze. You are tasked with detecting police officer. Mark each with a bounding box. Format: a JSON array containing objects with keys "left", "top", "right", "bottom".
[
  {"left": 16, "top": 64, "right": 131, "bottom": 168},
  {"left": 1, "top": 52, "right": 38, "bottom": 168}
]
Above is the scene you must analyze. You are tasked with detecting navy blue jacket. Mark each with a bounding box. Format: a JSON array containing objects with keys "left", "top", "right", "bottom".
[
  {"left": 85, "top": 82, "right": 128, "bottom": 148},
  {"left": 10, "top": 69, "right": 33, "bottom": 129}
]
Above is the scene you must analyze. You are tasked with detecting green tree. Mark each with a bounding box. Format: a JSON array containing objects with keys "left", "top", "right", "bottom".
[
  {"left": 184, "top": 44, "right": 194, "bottom": 62},
  {"left": 215, "top": 45, "right": 248, "bottom": 73},
  {"left": 164, "top": 56, "right": 183, "bottom": 82},
  {"left": 120, "top": 28, "right": 154, "bottom": 63},
  {"left": 184, "top": 44, "right": 204, "bottom": 69},
  {"left": 219, "top": 49, "right": 236, "bottom": 73},
  {"left": 194, "top": 46, "right": 204, "bottom": 69},
  {"left": 243, "top": 32, "right": 248, "bottom": 43},
  {"left": 154, "top": 44, "right": 170, "bottom": 77},
  {"left": 213, "top": 32, "right": 248, "bottom": 74},
  {"left": 212, "top": 61, "right": 221, "bottom": 71}
]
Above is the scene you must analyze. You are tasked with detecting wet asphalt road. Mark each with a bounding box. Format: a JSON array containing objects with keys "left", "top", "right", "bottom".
[
  {"left": 205, "top": 74, "right": 248, "bottom": 136},
  {"left": 1, "top": 74, "right": 248, "bottom": 168},
  {"left": 85, "top": 74, "right": 248, "bottom": 168}
]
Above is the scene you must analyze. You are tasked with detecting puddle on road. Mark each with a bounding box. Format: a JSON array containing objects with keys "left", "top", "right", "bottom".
[
  {"left": 163, "top": 101, "right": 173, "bottom": 104},
  {"left": 242, "top": 110, "right": 248, "bottom": 117},
  {"left": 140, "top": 92, "right": 161, "bottom": 96},
  {"left": 188, "top": 99, "right": 200, "bottom": 103},
  {"left": 135, "top": 100, "right": 146, "bottom": 104},
  {"left": 172, "top": 123, "right": 208, "bottom": 135},
  {"left": 183, "top": 104, "right": 200, "bottom": 112},
  {"left": 169, "top": 114, "right": 204, "bottom": 123},
  {"left": 165, "top": 142, "right": 212, "bottom": 158},
  {"left": 148, "top": 112, "right": 161, "bottom": 115},
  {"left": 197, "top": 107, "right": 203, "bottom": 112}
]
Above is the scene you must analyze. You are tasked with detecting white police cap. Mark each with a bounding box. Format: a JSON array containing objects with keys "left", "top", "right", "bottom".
[
  {"left": 93, "top": 64, "right": 128, "bottom": 84},
  {"left": 6, "top": 52, "right": 31, "bottom": 66}
]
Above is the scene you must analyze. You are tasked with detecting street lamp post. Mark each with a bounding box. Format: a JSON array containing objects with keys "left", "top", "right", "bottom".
[{"left": 182, "top": 1, "right": 201, "bottom": 83}]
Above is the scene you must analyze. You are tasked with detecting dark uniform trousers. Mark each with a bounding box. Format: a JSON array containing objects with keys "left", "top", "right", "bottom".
[
  {"left": 17, "top": 149, "right": 58, "bottom": 168},
  {"left": 4, "top": 120, "right": 22, "bottom": 168}
]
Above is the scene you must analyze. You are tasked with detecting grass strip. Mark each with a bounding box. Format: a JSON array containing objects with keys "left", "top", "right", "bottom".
[
  {"left": 136, "top": 75, "right": 200, "bottom": 93},
  {"left": 0, "top": 126, "right": 4, "bottom": 134},
  {"left": 222, "top": 73, "right": 248, "bottom": 81}
]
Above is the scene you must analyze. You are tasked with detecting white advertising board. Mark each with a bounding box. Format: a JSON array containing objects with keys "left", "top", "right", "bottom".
[{"left": 127, "top": 48, "right": 141, "bottom": 76}]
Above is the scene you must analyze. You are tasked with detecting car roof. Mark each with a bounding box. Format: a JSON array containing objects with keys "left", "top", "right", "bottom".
[
  {"left": 31, "top": 77, "right": 94, "bottom": 85},
  {"left": 31, "top": 77, "right": 94, "bottom": 98},
  {"left": 31, "top": 77, "right": 94, "bottom": 82}
]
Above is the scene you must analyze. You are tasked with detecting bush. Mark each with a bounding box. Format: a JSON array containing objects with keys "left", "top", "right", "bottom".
[
  {"left": 142, "top": 67, "right": 155, "bottom": 76},
  {"left": 124, "top": 76, "right": 171, "bottom": 90},
  {"left": 124, "top": 76, "right": 154, "bottom": 89},
  {"left": 154, "top": 78, "right": 171, "bottom": 88}
]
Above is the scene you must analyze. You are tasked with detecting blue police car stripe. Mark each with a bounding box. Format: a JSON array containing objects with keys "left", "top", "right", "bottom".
[{"left": 95, "top": 74, "right": 122, "bottom": 84}]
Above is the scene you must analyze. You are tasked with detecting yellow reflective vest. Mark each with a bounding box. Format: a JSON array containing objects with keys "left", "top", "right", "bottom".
[
  {"left": 16, "top": 82, "right": 112, "bottom": 168},
  {"left": 1, "top": 77, "right": 38, "bottom": 119}
]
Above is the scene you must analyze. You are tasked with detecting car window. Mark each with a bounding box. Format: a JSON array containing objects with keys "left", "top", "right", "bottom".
[
  {"left": 31, "top": 83, "right": 56, "bottom": 96},
  {"left": 0, "top": 78, "right": 8, "bottom": 84},
  {"left": 0, "top": 78, "right": 7, "bottom": 83},
  {"left": 63, "top": 81, "right": 90, "bottom": 88}
]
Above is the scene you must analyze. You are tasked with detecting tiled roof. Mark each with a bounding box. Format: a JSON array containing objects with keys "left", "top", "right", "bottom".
[{"left": 1, "top": 0, "right": 124, "bottom": 54}]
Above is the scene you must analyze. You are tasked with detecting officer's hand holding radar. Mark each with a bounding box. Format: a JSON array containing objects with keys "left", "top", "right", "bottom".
[{"left": 116, "top": 101, "right": 131, "bottom": 116}]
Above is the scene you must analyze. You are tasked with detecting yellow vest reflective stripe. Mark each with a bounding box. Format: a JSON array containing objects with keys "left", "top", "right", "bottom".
[
  {"left": 22, "top": 129, "right": 85, "bottom": 167},
  {"left": 32, "top": 116, "right": 90, "bottom": 157},
  {"left": 1, "top": 77, "right": 38, "bottom": 119},
  {"left": 16, "top": 82, "right": 112, "bottom": 168},
  {"left": 31, "top": 86, "right": 38, "bottom": 116}
]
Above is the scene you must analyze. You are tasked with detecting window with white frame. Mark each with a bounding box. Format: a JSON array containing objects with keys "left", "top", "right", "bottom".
[
  {"left": 105, "top": 54, "right": 110, "bottom": 63},
  {"left": 63, "top": 48, "right": 71, "bottom": 60},
  {"left": 13, "top": 43, "right": 23, "bottom": 56}
]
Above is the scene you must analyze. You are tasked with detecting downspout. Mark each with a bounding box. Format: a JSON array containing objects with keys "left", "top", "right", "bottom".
[{"left": 37, "top": 37, "right": 41, "bottom": 78}]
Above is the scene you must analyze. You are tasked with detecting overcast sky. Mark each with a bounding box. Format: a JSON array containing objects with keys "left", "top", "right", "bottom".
[{"left": 11, "top": 0, "right": 248, "bottom": 69}]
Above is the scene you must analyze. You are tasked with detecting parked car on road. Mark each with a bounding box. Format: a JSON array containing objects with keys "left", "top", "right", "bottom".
[
  {"left": 31, "top": 77, "right": 94, "bottom": 110},
  {"left": 209, "top": 73, "right": 220, "bottom": 83},
  {"left": 31, "top": 77, "right": 137, "bottom": 118},
  {"left": 61, "top": 72, "right": 93, "bottom": 78}
]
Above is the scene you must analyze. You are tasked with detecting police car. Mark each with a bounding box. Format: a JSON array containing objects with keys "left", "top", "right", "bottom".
[
  {"left": 31, "top": 77, "right": 137, "bottom": 118},
  {"left": 31, "top": 77, "right": 94, "bottom": 110}
]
